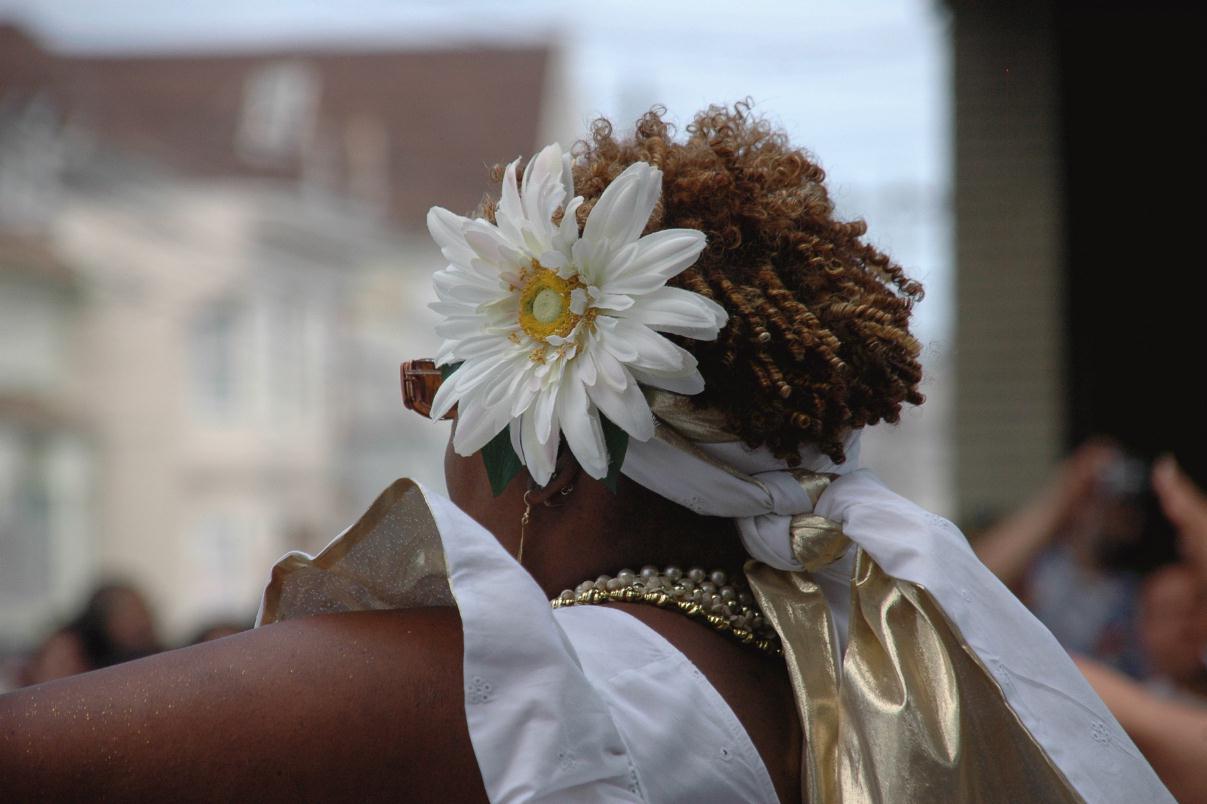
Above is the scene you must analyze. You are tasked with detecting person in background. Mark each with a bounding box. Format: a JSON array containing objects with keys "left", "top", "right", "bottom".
[
  {"left": 69, "top": 582, "right": 162, "bottom": 670},
  {"left": 1072, "top": 456, "right": 1207, "bottom": 804},
  {"left": 14, "top": 581, "right": 162, "bottom": 690},
  {"left": 1137, "top": 563, "right": 1207, "bottom": 701},
  {"left": 1153, "top": 454, "right": 1207, "bottom": 581},
  {"left": 187, "top": 621, "right": 247, "bottom": 646},
  {"left": 974, "top": 440, "right": 1162, "bottom": 675},
  {"left": 15, "top": 627, "right": 91, "bottom": 688}
]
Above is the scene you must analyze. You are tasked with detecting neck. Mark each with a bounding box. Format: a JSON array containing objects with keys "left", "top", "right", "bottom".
[{"left": 518, "top": 475, "right": 750, "bottom": 599}]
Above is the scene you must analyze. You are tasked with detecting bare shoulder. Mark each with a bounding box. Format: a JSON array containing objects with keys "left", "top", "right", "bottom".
[{"left": 0, "top": 608, "right": 487, "bottom": 803}]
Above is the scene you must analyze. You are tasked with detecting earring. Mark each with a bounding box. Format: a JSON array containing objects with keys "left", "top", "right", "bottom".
[
  {"left": 542, "top": 483, "right": 575, "bottom": 508},
  {"left": 518, "top": 490, "right": 535, "bottom": 564}
]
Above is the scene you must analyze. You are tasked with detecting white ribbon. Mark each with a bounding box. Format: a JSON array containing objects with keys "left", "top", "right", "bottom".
[
  {"left": 622, "top": 428, "right": 862, "bottom": 571},
  {"left": 620, "top": 420, "right": 1173, "bottom": 803}
]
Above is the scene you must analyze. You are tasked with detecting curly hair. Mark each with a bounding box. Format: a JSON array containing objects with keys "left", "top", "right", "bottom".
[{"left": 479, "top": 103, "right": 924, "bottom": 464}]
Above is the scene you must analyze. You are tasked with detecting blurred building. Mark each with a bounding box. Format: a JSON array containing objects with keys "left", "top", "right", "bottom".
[
  {"left": 0, "top": 23, "right": 561, "bottom": 642},
  {"left": 948, "top": 0, "right": 1205, "bottom": 525}
]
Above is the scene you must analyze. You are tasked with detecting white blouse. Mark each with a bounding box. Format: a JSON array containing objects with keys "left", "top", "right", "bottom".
[{"left": 258, "top": 481, "right": 778, "bottom": 803}]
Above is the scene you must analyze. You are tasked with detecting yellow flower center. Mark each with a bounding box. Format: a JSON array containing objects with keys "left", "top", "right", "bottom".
[{"left": 517, "top": 263, "right": 583, "bottom": 342}]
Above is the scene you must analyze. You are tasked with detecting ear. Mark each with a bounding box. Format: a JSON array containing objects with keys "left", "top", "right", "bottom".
[{"left": 525, "top": 448, "right": 582, "bottom": 506}]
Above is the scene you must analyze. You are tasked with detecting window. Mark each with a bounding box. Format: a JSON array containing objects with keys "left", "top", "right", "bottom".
[
  {"left": 189, "top": 298, "right": 243, "bottom": 422},
  {"left": 236, "top": 61, "right": 320, "bottom": 165}
]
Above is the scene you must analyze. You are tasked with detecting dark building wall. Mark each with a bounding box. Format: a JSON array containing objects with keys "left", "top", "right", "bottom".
[
  {"left": 952, "top": 1, "right": 1205, "bottom": 523},
  {"left": 1055, "top": 4, "right": 1206, "bottom": 476},
  {"left": 953, "top": 2, "right": 1066, "bottom": 520}
]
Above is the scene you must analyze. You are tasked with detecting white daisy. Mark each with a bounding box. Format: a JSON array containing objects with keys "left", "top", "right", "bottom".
[{"left": 427, "top": 143, "right": 727, "bottom": 485}]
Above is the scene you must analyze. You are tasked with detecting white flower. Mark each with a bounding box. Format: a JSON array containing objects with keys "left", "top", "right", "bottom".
[{"left": 426, "top": 143, "right": 727, "bottom": 485}]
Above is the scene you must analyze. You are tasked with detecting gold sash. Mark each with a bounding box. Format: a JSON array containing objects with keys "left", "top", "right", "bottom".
[{"left": 746, "top": 472, "right": 1081, "bottom": 803}]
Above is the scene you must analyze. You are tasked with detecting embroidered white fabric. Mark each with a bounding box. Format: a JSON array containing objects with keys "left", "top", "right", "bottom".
[
  {"left": 425, "top": 486, "right": 779, "bottom": 803},
  {"left": 621, "top": 427, "right": 1174, "bottom": 802}
]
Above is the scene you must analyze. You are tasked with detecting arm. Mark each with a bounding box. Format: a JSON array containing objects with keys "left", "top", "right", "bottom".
[
  {"left": 1074, "top": 655, "right": 1207, "bottom": 803},
  {"left": 974, "top": 440, "right": 1116, "bottom": 587},
  {"left": 1153, "top": 455, "right": 1207, "bottom": 582},
  {"left": 0, "top": 608, "right": 488, "bottom": 802}
]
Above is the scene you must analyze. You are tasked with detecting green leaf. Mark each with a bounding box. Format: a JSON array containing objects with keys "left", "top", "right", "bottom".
[
  {"left": 600, "top": 415, "right": 630, "bottom": 494},
  {"left": 439, "top": 362, "right": 462, "bottom": 381},
  {"left": 482, "top": 425, "right": 524, "bottom": 496}
]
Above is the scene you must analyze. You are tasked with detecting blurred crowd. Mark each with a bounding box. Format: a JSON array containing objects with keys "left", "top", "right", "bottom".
[
  {"left": 972, "top": 440, "right": 1207, "bottom": 801},
  {"left": 0, "top": 584, "right": 247, "bottom": 692}
]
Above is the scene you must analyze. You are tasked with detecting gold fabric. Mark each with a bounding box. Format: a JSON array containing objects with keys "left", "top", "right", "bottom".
[
  {"left": 646, "top": 389, "right": 740, "bottom": 443},
  {"left": 791, "top": 470, "right": 834, "bottom": 508},
  {"left": 258, "top": 479, "right": 453, "bottom": 625},
  {"left": 789, "top": 515, "right": 851, "bottom": 572},
  {"left": 837, "top": 550, "right": 1080, "bottom": 803},
  {"left": 746, "top": 560, "right": 843, "bottom": 804},
  {"left": 746, "top": 469, "right": 1081, "bottom": 802}
]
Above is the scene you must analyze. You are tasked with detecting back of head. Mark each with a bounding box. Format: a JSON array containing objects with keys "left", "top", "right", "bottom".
[{"left": 562, "top": 104, "right": 925, "bottom": 463}]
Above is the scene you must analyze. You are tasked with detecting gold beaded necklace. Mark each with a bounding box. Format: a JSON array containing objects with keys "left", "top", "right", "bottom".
[{"left": 551, "top": 565, "right": 782, "bottom": 656}]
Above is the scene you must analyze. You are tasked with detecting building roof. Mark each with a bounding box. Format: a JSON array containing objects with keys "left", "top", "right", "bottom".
[{"left": 0, "top": 23, "right": 550, "bottom": 230}]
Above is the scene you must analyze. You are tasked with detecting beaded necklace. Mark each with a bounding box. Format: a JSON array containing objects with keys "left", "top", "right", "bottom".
[{"left": 551, "top": 565, "right": 782, "bottom": 656}]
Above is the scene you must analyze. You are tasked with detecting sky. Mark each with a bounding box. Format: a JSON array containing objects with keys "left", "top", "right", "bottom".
[{"left": 0, "top": 0, "right": 952, "bottom": 339}]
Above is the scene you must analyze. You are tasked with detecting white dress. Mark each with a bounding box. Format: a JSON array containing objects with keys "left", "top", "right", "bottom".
[
  {"left": 257, "top": 479, "right": 779, "bottom": 803},
  {"left": 257, "top": 471, "right": 1174, "bottom": 802}
]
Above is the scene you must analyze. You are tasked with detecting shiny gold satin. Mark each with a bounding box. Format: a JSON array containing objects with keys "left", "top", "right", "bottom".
[
  {"left": 791, "top": 470, "right": 835, "bottom": 508},
  {"left": 789, "top": 515, "right": 851, "bottom": 572},
  {"left": 838, "top": 550, "right": 1080, "bottom": 802},
  {"left": 646, "top": 388, "right": 740, "bottom": 443},
  {"left": 258, "top": 479, "right": 454, "bottom": 625},
  {"left": 746, "top": 560, "right": 843, "bottom": 804},
  {"left": 744, "top": 470, "right": 1081, "bottom": 803}
]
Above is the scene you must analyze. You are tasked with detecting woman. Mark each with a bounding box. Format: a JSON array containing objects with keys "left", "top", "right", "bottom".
[{"left": 0, "top": 106, "right": 1170, "bottom": 801}]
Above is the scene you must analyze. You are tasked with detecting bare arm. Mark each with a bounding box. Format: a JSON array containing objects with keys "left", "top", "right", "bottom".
[
  {"left": 1153, "top": 454, "right": 1207, "bottom": 582},
  {"left": 1074, "top": 655, "right": 1207, "bottom": 802},
  {"left": 0, "top": 608, "right": 488, "bottom": 803},
  {"left": 974, "top": 441, "right": 1115, "bottom": 587}
]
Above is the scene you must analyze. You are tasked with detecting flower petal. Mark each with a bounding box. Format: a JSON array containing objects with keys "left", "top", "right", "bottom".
[
  {"left": 533, "top": 383, "right": 559, "bottom": 444},
  {"left": 430, "top": 347, "right": 516, "bottom": 418},
  {"left": 496, "top": 156, "right": 526, "bottom": 248},
  {"left": 560, "top": 150, "right": 575, "bottom": 202},
  {"left": 520, "top": 405, "right": 558, "bottom": 486},
  {"left": 612, "top": 319, "right": 694, "bottom": 373},
  {"left": 426, "top": 207, "right": 477, "bottom": 269},
  {"left": 557, "top": 362, "right": 609, "bottom": 479},
  {"left": 599, "top": 229, "right": 706, "bottom": 296},
  {"left": 628, "top": 366, "right": 705, "bottom": 395},
  {"left": 587, "top": 344, "right": 628, "bottom": 390},
  {"left": 509, "top": 366, "right": 541, "bottom": 418},
  {"left": 452, "top": 388, "right": 514, "bottom": 456},
  {"left": 621, "top": 285, "right": 728, "bottom": 339},
  {"left": 569, "top": 288, "right": 588, "bottom": 315},
  {"left": 432, "top": 265, "right": 499, "bottom": 300},
  {"left": 571, "top": 233, "right": 614, "bottom": 287},
  {"left": 463, "top": 221, "right": 526, "bottom": 269},
  {"left": 590, "top": 292, "right": 634, "bottom": 313},
  {"left": 582, "top": 161, "right": 661, "bottom": 249},
  {"left": 585, "top": 364, "right": 655, "bottom": 442},
  {"left": 553, "top": 195, "right": 583, "bottom": 257},
  {"left": 520, "top": 143, "right": 567, "bottom": 245},
  {"left": 434, "top": 315, "right": 487, "bottom": 341}
]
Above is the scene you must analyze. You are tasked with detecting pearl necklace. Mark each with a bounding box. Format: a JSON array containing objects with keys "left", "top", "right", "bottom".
[{"left": 551, "top": 565, "right": 782, "bottom": 656}]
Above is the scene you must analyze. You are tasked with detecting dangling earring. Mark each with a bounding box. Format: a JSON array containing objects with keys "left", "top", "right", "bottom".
[{"left": 518, "top": 489, "right": 535, "bottom": 564}]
